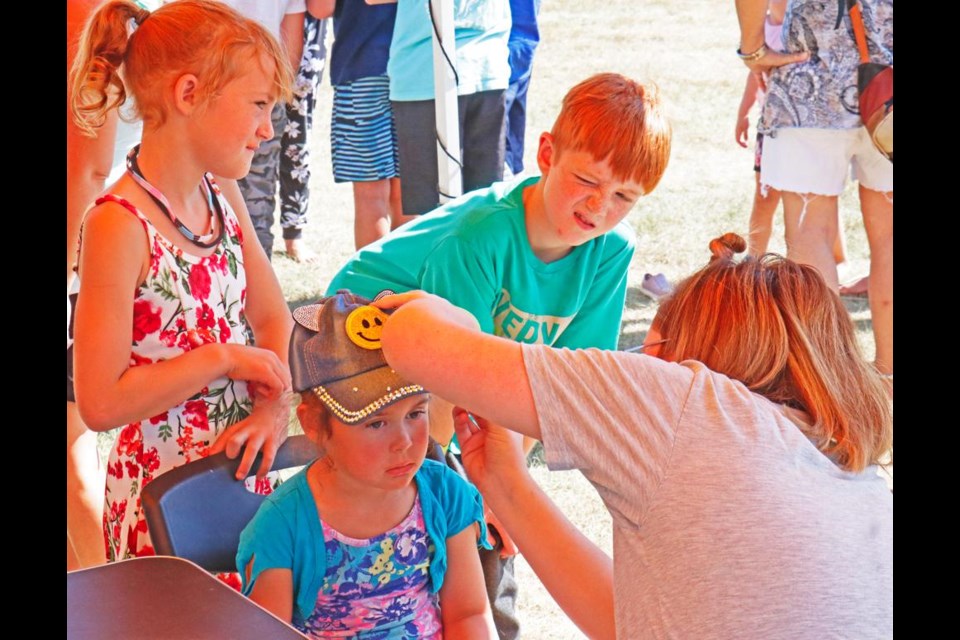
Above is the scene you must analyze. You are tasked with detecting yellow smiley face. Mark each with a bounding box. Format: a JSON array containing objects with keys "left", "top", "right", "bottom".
[{"left": 345, "top": 305, "right": 389, "bottom": 350}]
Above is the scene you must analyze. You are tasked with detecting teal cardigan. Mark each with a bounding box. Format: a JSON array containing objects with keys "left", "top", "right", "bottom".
[{"left": 236, "top": 459, "right": 490, "bottom": 622}]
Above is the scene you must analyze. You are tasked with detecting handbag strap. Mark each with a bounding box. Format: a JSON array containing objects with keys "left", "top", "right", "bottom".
[{"left": 845, "top": 0, "right": 873, "bottom": 64}]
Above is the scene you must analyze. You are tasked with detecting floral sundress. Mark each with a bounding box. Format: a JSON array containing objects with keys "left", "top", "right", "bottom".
[{"left": 93, "top": 179, "right": 269, "bottom": 563}]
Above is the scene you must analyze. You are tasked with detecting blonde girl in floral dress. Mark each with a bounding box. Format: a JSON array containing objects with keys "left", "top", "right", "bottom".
[{"left": 69, "top": 0, "right": 295, "bottom": 563}]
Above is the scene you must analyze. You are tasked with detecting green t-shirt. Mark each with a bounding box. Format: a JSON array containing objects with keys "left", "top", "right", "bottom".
[{"left": 326, "top": 177, "right": 635, "bottom": 351}]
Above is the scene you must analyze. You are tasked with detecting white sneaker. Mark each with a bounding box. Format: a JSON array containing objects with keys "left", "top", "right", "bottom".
[{"left": 639, "top": 273, "right": 673, "bottom": 301}]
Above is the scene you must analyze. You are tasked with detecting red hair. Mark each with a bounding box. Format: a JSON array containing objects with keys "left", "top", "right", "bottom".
[
  {"left": 70, "top": 0, "right": 293, "bottom": 136},
  {"left": 653, "top": 233, "right": 892, "bottom": 472},
  {"left": 551, "top": 73, "right": 672, "bottom": 193}
]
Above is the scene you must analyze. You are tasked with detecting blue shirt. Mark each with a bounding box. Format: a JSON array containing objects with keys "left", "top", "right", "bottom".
[
  {"left": 388, "top": 0, "right": 511, "bottom": 101},
  {"left": 237, "top": 459, "right": 489, "bottom": 622},
  {"left": 330, "top": 0, "right": 397, "bottom": 85}
]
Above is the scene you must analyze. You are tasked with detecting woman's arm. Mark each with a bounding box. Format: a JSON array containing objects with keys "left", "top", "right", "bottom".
[
  {"left": 734, "top": 0, "right": 809, "bottom": 79},
  {"left": 453, "top": 410, "right": 616, "bottom": 640},
  {"left": 208, "top": 178, "right": 295, "bottom": 479},
  {"left": 438, "top": 525, "right": 497, "bottom": 639},
  {"left": 246, "top": 567, "right": 294, "bottom": 622},
  {"left": 377, "top": 292, "right": 541, "bottom": 441}
]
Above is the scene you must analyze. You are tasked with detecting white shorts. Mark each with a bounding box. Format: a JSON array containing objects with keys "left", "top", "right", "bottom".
[{"left": 760, "top": 127, "right": 893, "bottom": 196}]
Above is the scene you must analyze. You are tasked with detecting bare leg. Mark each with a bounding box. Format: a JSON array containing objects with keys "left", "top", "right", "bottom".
[
  {"left": 747, "top": 175, "right": 780, "bottom": 257},
  {"left": 388, "top": 178, "right": 417, "bottom": 231},
  {"left": 832, "top": 216, "right": 848, "bottom": 265},
  {"left": 860, "top": 185, "right": 893, "bottom": 374},
  {"left": 353, "top": 179, "right": 395, "bottom": 250},
  {"left": 67, "top": 401, "right": 107, "bottom": 569},
  {"left": 781, "top": 191, "right": 841, "bottom": 291}
]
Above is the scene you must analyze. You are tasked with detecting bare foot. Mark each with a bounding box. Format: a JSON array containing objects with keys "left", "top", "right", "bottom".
[
  {"left": 283, "top": 238, "right": 318, "bottom": 264},
  {"left": 839, "top": 275, "right": 869, "bottom": 297}
]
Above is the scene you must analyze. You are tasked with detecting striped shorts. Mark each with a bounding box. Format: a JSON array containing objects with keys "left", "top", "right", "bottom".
[{"left": 331, "top": 75, "right": 400, "bottom": 182}]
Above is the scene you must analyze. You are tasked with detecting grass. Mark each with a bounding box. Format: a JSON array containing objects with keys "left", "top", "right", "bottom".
[{"left": 99, "top": 1, "right": 881, "bottom": 636}]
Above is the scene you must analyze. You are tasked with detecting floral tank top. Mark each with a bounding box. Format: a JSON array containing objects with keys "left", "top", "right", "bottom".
[
  {"left": 297, "top": 496, "right": 443, "bottom": 639},
  {"left": 95, "top": 177, "right": 270, "bottom": 564}
]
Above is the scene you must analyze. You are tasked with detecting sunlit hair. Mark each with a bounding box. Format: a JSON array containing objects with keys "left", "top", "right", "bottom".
[
  {"left": 550, "top": 73, "right": 672, "bottom": 193},
  {"left": 69, "top": 0, "right": 294, "bottom": 137},
  {"left": 653, "top": 233, "right": 892, "bottom": 472}
]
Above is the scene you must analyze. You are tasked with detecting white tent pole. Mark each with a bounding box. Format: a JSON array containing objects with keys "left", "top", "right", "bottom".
[{"left": 430, "top": 0, "right": 462, "bottom": 202}]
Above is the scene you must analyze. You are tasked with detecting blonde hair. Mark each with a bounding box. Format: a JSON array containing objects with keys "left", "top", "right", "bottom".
[
  {"left": 69, "top": 0, "right": 294, "bottom": 137},
  {"left": 550, "top": 73, "right": 672, "bottom": 193},
  {"left": 653, "top": 233, "right": 892, "bottom": 472}
]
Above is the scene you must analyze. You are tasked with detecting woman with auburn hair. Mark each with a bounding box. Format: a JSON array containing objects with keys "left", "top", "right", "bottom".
[{"left": 374, "top": 233, "right": 892, "bottom": 639}]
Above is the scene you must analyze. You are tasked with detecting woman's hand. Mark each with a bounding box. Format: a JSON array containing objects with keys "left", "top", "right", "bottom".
[
  {"left": 742, "top": 50, "right": 809, "bottom": 91},
  {"left": 372, "top": 289, "right": 444, "bottom": 311},
  {"left": 452, "top": 407, "right": 528, "bottom": 497}
]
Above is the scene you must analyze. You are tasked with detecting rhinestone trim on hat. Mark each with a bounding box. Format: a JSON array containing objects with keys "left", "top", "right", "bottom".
[{"left": 312, "top": 384, "right": 425, "bottom": 423}]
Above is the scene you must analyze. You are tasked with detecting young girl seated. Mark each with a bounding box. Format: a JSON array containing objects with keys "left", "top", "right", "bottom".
[{"left": 237, "top": 292, "right": 497, "bottom": 639}]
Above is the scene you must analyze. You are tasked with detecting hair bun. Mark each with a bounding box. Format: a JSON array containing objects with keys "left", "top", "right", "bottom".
[{"left": 708, "top": 233, "right": 747, "bottom": 261}]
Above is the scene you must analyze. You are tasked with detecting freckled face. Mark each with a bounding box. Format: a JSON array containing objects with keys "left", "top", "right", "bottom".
[
  {"left": 535, "top": 134, "right": 645, "bottom": 253},
  {"left": 191, "top": 55, "right": 277, "bottom": 179}
]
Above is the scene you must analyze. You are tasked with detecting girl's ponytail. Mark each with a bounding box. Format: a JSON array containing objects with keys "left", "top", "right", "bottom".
[{"left": 69, "top": 0, "right": 149, "bottom": 137}]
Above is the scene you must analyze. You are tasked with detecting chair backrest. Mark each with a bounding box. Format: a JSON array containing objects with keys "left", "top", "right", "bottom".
[{"left": 142, "top": 435, "right": 316, "bottom": 573}]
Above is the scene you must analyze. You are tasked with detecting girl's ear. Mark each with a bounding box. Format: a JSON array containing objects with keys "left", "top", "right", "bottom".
[
  {"left": 173, "top": 73, "right": 201, "bottom": 115},
  {"left": 297, "top": 401, "right": 326, "bottom": 445}
]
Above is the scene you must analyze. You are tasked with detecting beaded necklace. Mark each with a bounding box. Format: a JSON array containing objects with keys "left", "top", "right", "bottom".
[{"left": 125, "top": 144, "right": 224, "bottom": 249}]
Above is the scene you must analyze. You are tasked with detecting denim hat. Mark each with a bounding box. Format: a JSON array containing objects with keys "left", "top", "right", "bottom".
[{"left": 289, "top": 291, "right": 426, "bottom": 424}]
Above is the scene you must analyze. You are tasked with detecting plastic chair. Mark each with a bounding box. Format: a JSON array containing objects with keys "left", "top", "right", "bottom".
[{"left": 142, "top": 435, "right": 316, "bottom": 573}]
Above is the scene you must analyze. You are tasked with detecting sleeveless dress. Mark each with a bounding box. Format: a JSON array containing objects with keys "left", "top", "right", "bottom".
[{"left": 94, "top": 178, "right": 270, "bottom": 563}]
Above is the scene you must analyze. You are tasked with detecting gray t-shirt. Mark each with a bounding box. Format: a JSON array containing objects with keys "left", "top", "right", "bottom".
[{"left": 522, "top": 344, "right": 892, "bottom": 639}]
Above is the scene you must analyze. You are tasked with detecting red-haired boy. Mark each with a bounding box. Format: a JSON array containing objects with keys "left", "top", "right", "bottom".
[{"left": 327, "top": 72, "right": 672, "bottom": 638}]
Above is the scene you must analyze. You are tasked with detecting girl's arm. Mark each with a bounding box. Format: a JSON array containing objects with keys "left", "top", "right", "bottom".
[
  {"left": 208, "top": 178, "right": 295, "bottom": 479},
  {"left": 735, "top": 71, "right": 760, "bottom": 148},
  {"left": 246, "top": 567, "right": 294, "bottom": 622},
  {"left": 306, "top": 0, "right": 335, "bottom": 20},
  {"left": 453, "top": 410, "right": 616, "bottom": 640},
  {"left": 438, "top": 525, "right": 497, "bottom": 639},
  {"left": 73, "top": 203, "right": 290, "bottom": 434},
  {"left": 377, "top": 292, "right": 541, "bottom": 441}
]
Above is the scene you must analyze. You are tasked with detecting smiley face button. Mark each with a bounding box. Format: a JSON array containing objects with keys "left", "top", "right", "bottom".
[{"left": 345, "top": 305, "right": 389, "bottom": 350}]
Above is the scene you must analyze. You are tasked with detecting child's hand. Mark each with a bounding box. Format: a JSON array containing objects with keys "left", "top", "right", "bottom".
[
  {"left": 735, "top": 115, "right": 750, "bottom": 148},
  {"left": 224, "top": 344, "right": 291, "bottom": 400},
  {"left": 209, "top": 389, "right": 294, "bottom": 480}
]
